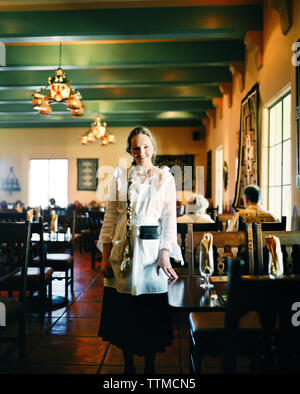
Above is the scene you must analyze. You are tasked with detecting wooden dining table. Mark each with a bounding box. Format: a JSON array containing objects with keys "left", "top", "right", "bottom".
[
  {"left": 169, "top": 273, "right": 300, "bottom": 373},
  {"left": 168, "top": 275, "right": 228, "bottom": 312}
]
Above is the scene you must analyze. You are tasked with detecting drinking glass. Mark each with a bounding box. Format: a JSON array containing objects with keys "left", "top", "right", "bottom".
[{"left": 199, "top": 250, "right": 214, "bottom": 289}]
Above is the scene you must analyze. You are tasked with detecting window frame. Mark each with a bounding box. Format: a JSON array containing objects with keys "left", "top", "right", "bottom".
[
  {"left": 29, "top": 158, "right": 69, "bottom": 209},
  {"left": 267, "top": 91, "right": 291, "bottom": 227}
]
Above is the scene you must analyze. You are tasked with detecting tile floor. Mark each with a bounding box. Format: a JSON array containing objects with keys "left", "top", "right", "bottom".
[{"left": 0, "top": 242, "right": 250, "bottom": 375}]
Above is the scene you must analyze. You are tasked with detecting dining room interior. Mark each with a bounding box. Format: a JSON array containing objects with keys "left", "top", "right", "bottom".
[{"left": 1, "top": 0, "right": 300, "bottom": 377}]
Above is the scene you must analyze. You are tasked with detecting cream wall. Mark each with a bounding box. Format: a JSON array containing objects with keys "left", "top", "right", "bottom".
[
  {"left": 0, "top": 126, "right": 205, "bottom": 206},
  {"left": 205, "top": 0, "right": 300, "bottom": 225}
]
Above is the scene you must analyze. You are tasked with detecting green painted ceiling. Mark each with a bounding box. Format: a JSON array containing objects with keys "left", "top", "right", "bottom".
[{"left": 0, "top": 1, "right": 263, "bottom": 128}]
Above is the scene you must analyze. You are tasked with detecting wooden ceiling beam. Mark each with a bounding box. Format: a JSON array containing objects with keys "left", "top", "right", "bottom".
[
  {"left": 4, "top": 41, "right": 245, "bottom": 68},
  {"left": 201, "top": 117, "right": 210, "bottom": 134},
  {"left": 0, "top": 99, "right": 214, "bottom": 113},
  {"left": 229, "top": 61, "right": 245, "bottom": 92},
  {"left": 212, "top": 97, "right": 223, "bottom": 119},
  {"left": 219, "top": 82, "right": 232, "bottom": 107},
  {"left": 0, "top": 6, "right": 262, "bottom": 42},
  {"left": 0, "top": 1, "right": 264, "bottom": 12},
  {"left": 267, "top": 0, "right": 292, "bottom": 35},
  {"left": 0, "top": 84, "right": 223, "bottom": 101},
  {"left": 0, "top": 3, "right": 262, "bottom": 129},
  {"left": 0, "top": 119, "right": 205, "bottom": 128},
  {"left": 0, "top": 66, "right": 232, "bottom": 86},
  {"left": 206, "top": 109, "right": 216, "bottom": 128},
  {"left": 244, "top": 31, "right": 263, "bottom": 70}
]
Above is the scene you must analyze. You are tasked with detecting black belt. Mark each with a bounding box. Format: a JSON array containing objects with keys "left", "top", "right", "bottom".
[{"left": 139, "top": 225, "right": 160, "bottom": 239}]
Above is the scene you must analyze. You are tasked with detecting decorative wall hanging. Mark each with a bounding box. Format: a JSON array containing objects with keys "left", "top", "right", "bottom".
[
  {"left": 77, "top": 158, "right": 98, "bottom": 191},
  {"left": 296, "top": 38, "right": 300, "bottom": 188},
  {"left": 155, "top": 154, "right": 195, "bottom": 191},
  {"left": 232, "top": 83, "right": 259, "bottom": 211},
  {"left": 1, "top": 166, "right": 21, "bottom": 195},
  {"left": 205, "top": 150, "right": 212, "bottom": 199}
]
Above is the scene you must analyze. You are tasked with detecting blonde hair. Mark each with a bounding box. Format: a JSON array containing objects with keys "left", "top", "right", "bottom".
[{"left": 126, "top": 126, "right": 157, "bottom": 165}]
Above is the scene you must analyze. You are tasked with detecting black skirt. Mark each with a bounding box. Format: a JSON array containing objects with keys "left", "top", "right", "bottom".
[{"left": 98, "top": 286, "right": 173, "bottom": 356}]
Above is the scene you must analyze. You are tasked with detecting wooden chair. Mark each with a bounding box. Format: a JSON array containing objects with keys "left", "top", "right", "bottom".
[
  {"left": 0, "top": 219, "right": 53, "bottom": 315},
  {"left": 206, "top": 207, "right": 218, "bottom": 221},
  {"left": 218, "top": 213, "right": 234, "bottom": 230},
  {"left": 0, "top": 222, "right": 31, "bottom": 359},
  {"left": 28, "top": 220, "right": 54, "bottom": 313},
  {"left": 187, "top": 224, "right": 253, "bottom": 276},
  {"left": 45, "top": 214, "right": 76, "bottom": 302},
  {"left": 193, "top": 220, "right": 222, "bottom": 232},
  {"left": 223, "top": 259, "right": 300, "bottom": 373},
  {"left": 53, "top": 207, "right": 66, "bottom": 216},
  {"left": 177, "top": 221, "right": 221, "bottom": 266},
  {"left": 189, "top": 226, "right": 300, "bottom": 373},
  {"left": 188, "top": 227, "right": 263, "bottom": 373},
  {"left": 0, "top": 212, "right": 53, "bottom": 309},
  {"left": 189, "top": 257, "right": 281, "bottom": 374},
  {"left": 237, "top": 216, "right": 287, "bottom": 231},
  {"left": 0, "top": 211, "right": 27, "bottom": 223},
  {"left": 87, "top": 210, "right": 104, "bottom": 269},
  {"left": 74, "top": 209, "right": 90, "bottom": 253},
  {"left": 254, "top": 224, "right": 300, "bottom": 275},
  {"left": 57, "top": 213, "right": 73, "bottom": 233}
]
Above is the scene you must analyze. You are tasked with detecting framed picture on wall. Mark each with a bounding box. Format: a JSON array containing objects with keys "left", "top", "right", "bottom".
[
  {"left": 296, "top": 39, "right": 300, "bottom": 188},
  {"left": 77, "top": 158, "right": 98, "bottom": 191},
  {"left": 155, "top": 154, "right": 195, "bottom": 191},
  {"left": 233, "top": 83, "right": 259, "bottom": 210}
]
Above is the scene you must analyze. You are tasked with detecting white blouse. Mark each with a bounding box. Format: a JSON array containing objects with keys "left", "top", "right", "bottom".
[{"left": 98, "top": 165, "right": 183, "bottom": 296}]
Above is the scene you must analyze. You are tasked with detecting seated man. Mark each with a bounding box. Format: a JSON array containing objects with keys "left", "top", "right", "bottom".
[
  {"left": 227, "top": 184, "right": 279, "bottom": 231},
  {"left": 177, "top": 194, "right": 214, "bottom": 223}
]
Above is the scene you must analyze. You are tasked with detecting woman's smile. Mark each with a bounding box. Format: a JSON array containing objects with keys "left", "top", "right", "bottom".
[{"left": 130, "top": 134, "right": 155, "bottom": 169}]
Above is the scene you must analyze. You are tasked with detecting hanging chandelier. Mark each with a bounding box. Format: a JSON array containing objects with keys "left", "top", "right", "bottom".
[
  {"left": 79, "top": 115, "right": 116, "bottom": 146},
  {"left": 32, "top": 43, "right": 84, "bottom": 117}
]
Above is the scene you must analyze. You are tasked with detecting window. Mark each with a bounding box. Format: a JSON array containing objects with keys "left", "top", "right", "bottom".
[
  {"left": 29, "top": 159, "right": 68, "bottom": 208},
  {"left": 268, "top": 92, "right": 291, "bottom": 229},
  {"left": 215, "top": 146, "right": 223, "bottom": 214}
]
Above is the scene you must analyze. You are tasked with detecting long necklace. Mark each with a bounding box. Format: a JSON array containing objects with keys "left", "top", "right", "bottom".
[
  {"left": 120, "top": 176, "right": 133, "bottom": 274},
  {"left": 126, "top": 177, "right": 133, "bottom": 242}
]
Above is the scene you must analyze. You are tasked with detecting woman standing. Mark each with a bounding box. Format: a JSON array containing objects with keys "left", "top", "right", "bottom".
[{"left": 98, "top": 126, "right": 183, "bottom": 374}]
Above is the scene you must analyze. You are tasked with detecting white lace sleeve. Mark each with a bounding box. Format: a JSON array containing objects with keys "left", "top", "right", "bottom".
[{"left": 98, "top": 171, "right": 120, "bottom": 245}]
